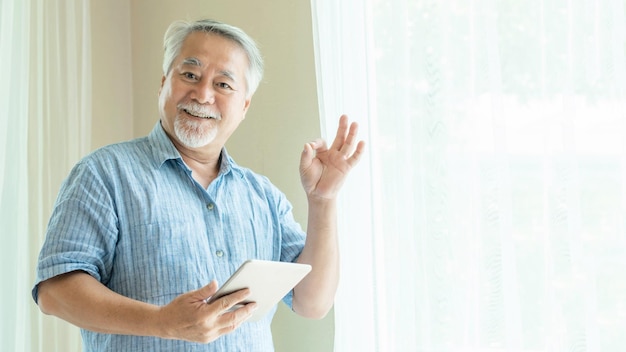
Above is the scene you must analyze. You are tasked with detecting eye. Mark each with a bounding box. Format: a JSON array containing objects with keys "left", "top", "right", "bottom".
[
  {"left": 216, "top": 82, "right": 233, "bottom": 90},
  {"left": 181, "top": 72, "right": 198, "bottom": 81}
]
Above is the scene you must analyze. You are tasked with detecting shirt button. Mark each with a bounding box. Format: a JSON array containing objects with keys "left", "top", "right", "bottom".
[
  {"left": 215, "top": 250, "right": 224, "bottom": 257},
  {"left": 207, "top": 203, "right": 215, "bottom": 210}
]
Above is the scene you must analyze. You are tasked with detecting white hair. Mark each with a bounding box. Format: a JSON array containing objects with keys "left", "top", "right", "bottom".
[{"left": 162, "top": 19, "right": 264, "bottom": 98}]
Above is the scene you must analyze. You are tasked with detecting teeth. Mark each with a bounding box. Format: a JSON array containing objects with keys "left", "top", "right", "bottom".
[
  {"left": 185, "top": 109, "right": 208, "bottom": 118},
  {"left": 182, "top": 107, "right": 220, "bottom": 120}
]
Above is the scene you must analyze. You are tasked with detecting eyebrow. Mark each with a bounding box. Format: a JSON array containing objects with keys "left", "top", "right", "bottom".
[
  {"left": 181, "top": 57, "right": 237, "bottom": 81},
  {"left": 181, "top": 57, "right": 202, "bottom": 67}
]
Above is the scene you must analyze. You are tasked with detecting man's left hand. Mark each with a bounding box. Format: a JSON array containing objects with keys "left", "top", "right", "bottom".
[{"left": 299, "top": 114, "right": 365, "bottom": 200}]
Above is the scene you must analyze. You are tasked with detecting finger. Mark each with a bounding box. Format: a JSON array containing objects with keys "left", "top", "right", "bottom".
[
  {"left": 339, "top": 121, "right": 360, "bottom": 156},
  {"left": 231, "top": 302, "right": 257, "bottom": 321},
  {"left": 299, "top": 142, "right": 315, "bottom": 171},
  {"left": 217, "top": 302, "right": 258, "bottom": 335},
  {"left": 302, "top": 138, "right": 327, "bottom": 156},
  {"left": 346, "top": 140, "right": 366, "bottom": 167},
  {"left": 211, "top": 288, "right": 251, "bottom": 314},
  {"left": 197, "top": 280, "right": 219, "bottom": 302},
  {"left": 309, "top": 138, "right": 328, "bottom": 152},
  {"left": 329, "top": 115, "right": 349, "bottom": 151}
]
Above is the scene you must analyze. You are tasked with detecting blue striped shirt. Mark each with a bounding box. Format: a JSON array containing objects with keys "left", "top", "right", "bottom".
[{"left": 33, "top": 122, "right": 306, "bottom": 351}]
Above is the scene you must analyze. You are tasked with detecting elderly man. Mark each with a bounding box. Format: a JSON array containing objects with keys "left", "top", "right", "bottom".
[{"left": 33, "top": 18, "right": 364, "bottom": 351}]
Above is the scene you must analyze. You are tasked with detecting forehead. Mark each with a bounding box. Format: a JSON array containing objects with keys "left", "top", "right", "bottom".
[{"left": 176, "top": 32, "right": 249, "bottom": 73}]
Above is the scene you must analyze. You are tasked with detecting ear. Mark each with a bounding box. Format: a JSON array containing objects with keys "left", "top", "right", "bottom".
[
  {"left": 158, "top": 75, "right": 166, "bottom": 96},
  {"left": 241, "top": 97, "right": 252, "bottom": 119}
]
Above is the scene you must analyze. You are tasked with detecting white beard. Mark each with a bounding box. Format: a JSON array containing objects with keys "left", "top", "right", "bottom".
[{"left": 174, "top": 115, "right": 218, "bottom": 148}]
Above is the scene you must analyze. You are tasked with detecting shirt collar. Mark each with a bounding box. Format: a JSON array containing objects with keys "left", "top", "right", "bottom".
[
  {"left": 147, "top": 121, "right": 243, "bottom": 178},
  {"left": 148, "top": 122, "right": 181, "bottom": 167}
]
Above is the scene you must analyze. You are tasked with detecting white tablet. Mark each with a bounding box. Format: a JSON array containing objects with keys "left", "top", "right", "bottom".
[{"left": 206, "top": 259, "right": 312, "bottom": 322}]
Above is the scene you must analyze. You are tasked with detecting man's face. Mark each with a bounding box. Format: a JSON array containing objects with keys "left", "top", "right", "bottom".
[{"left": 158, "top": 31, "right": 252, "bottom": 150}]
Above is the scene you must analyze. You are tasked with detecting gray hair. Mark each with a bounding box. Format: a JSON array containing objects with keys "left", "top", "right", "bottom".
[{"left": 162, "top": 19, "right": 264, "bottom": 98}]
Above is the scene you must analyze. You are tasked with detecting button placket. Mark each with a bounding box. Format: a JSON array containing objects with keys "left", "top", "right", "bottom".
[{"left": 204, "top": 200, "right": 225, "bottom": 259}]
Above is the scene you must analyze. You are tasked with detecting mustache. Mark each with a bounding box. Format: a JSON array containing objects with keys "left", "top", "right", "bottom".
[{"left": 177, "top": 102, "right": 221, "bottom": 120}]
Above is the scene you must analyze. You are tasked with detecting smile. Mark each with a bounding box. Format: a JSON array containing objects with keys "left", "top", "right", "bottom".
[
  {"left": 179, "top": 104, "right": 221, "bottom": 120},
  {"left": 184, "top": 109, "right": 211, "bottom": 119}
]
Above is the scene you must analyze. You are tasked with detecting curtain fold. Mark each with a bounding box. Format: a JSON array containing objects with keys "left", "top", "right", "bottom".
[
  {"left": 311, "top": 1, "right": 379, "bottom": 350},
  {"left": 312, "top": 0, "right": 626, "bottom": 351},
  {"left": 28, "top": 1, "right": 92, "bottom": 350},
  {"left": 1, "top": 0, "right": 91, "bottom": 350},
  {"left": 0, "top": 0, "right": 31, "bottom": 350}
]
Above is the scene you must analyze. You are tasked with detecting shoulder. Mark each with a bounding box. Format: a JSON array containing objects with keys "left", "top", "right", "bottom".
[
  {"left": 228, "top": 161, "right": 294, "bottom": 212},
  {"left": 228, "top": 159, "right": 275, "bottom": 190},
  {"left": 74, "top": 136, "right": 152, "bottom": 173},
  {"left": 85, "top": 136, "right": 151, "bottom": 163},
  {"left": 59, "top": 136, "right": 153, "bottom": 192}
]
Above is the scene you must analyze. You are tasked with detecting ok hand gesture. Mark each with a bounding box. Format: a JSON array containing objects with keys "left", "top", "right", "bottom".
[{"left": 299, "top": 115, "right": 365, "bottom": 200}]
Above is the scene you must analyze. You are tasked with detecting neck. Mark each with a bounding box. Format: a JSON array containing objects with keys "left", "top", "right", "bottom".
[
  {"left": 172, "top": 138, "right": 223, "bottom": 189},
  {"left": 180, "top": 150, "right": 222, "bottom": 189},
  {"left": 162, "top": 126, "right": 224, "bottom": 188}
]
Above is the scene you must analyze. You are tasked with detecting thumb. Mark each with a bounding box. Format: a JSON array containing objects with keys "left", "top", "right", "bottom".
[
  {"left": 300, "top": 139, "right": 326, "bottom": 172},
  {"left": 196, "top": 280, "right": 219, "bottom": 302},
  {"left": 299, "top": 142, "right": 315, "bottom": 172}
]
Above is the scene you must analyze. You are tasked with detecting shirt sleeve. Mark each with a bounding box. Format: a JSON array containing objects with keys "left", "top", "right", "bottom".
[
  {"left": 268, "top": 183, "right": 307, "bottom": 309},
  {"left": 32, "top": 159, "right": 118, "bottom": 303}
]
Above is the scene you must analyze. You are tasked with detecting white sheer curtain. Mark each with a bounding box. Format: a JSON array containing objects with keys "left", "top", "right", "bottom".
[
  {"left": 312, "top": 0, "right": 626, "bottom": 351},
  {"left": 1, "top": 0, "right": 90, "bottom": 350},
  {"left": 0, "top": 0, "right": 32, "bottom": 349}
]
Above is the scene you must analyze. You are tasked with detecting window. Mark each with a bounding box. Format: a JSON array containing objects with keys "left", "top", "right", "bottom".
[{"left": 312, "top": 1, "right": 626, "bottom": 350}]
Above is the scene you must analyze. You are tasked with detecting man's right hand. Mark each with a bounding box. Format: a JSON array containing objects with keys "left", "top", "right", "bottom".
[
  {"left": 157, "top": 280, "right": 257, "bottom": 343},
  {"left": 37, "top": 271, "right": 256, "bottom": 343}
]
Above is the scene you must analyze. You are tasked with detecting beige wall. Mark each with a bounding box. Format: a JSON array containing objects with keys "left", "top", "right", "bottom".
[
  {"left": 91, "top": 1, "right": 333, "bottom": 351},
  {"left": 91, "top": 0, "right": 134, "bottom": 148}
]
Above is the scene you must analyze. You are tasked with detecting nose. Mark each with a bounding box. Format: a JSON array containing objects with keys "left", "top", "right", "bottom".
[{"left": 192, "top": 79, "right": 216, "bottom": 105}]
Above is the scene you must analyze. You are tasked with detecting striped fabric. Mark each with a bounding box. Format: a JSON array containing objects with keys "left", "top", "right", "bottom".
[{"left": 33, "top": 122, "right": 306, "bottom": 351}]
